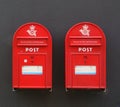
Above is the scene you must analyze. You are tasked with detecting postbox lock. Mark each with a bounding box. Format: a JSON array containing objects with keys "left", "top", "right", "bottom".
[
  {"left": 83, "top": 55, "right": 88, "bottom": 64},
  {"left": 30, "top": 56, "right": 34, "bottom": 59}
]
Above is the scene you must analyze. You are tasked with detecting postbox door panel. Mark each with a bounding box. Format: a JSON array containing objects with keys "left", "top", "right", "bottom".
[
  {"left": 71, "top": 54, "right": 100, "bottom": 88},
  {"left": 18, "top": 54, "right": 46, "bottom": 88}
]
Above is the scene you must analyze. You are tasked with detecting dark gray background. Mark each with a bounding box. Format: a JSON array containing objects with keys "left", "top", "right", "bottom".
[{"left": 0, "top": 0, "right": 119, "bottom": 107}]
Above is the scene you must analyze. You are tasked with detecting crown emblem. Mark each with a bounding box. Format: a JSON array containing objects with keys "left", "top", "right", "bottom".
[
  {"left": 30, "top": 25, "right": 35, "bottom": 30},
  {"left": 79, "top": 24, "right": 90, "bottom": 36},
  {"left": 27, "top": 25, "right": 37, "bottom": 37}
]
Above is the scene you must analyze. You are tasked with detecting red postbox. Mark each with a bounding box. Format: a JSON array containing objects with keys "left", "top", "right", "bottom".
[
  {"left": 65, "top": 22, "right": 106, "bottom": 90},
  {"left": 12, "top": 22, "right": 52, "bottom": 90}
]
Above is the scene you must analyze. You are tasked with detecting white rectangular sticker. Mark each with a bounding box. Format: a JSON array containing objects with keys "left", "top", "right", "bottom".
[
  {"left": 22, "top": 66, "right": 43, "bottom": 75},
  {"left": 75, "top": 66, "right": 96, "bottom": 75}
]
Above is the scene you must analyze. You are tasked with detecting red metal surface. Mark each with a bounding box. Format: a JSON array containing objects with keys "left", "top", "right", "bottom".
[
  {"left": 65, "top": 22, "right": 106, "bottom": 89},
  {"left": 12, "top": 22, "right": 52, "bottom": 89}
]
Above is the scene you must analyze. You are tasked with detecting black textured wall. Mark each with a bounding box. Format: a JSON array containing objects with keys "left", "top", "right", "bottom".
[{"left": 0, "top": 0, "right": 120, "bottom": 107}]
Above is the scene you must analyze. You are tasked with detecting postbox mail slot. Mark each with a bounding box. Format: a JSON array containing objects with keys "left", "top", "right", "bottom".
[
  {"left": 69, "top": 36, "right": 102, "bottom": 39},
  {"left": 16, "top": 36, "right": 49, "bottom": 39},
  {"left": 17, "top": 38, "right": 48, "bottom": 46},
  {"left": 70, "top": 38, "right": 101, "bottom": 46}
]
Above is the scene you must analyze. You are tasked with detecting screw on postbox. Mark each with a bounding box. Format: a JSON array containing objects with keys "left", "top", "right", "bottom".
[
  {"left": 65, "top": 22, "right": 106, "bottom": 91},
  {"left": 12, "top": 22, "right": 52, "bottom": 91}
]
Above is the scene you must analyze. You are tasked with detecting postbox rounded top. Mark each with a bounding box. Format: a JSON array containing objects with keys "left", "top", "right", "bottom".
[
  {"left": 13, "top": 22, "right": 52, "bottom": 40},
  {"left": 66, "top": 22, "right": 106, "bottom": 40}
]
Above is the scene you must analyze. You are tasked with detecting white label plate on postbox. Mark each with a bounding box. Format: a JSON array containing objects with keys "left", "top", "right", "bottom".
[
  {"left": 22, "top": 66, "right": 43, "bottom": 75},
  {"left": 75, "top": 66, "right": 96, "bottom": 75}
]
